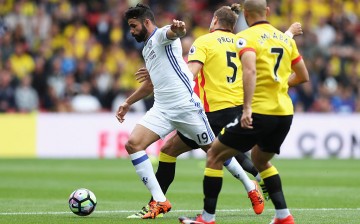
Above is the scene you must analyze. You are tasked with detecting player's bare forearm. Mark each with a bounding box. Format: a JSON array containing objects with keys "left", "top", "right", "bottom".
[
  {"left": 288, "top": 59, "right": 309, "bottom": 87},
  {"left": 135, "top": 67, "right": 151, "bottom": 83},
  {"left": 241, "top": 51, "right": 256, "bottom": 129},
  {"left": 242, "top": 67, "right": 256, "bottom": 129},
  {"left": 167, "top": 19, "right": 186, "bottom": 39},
  {"left": 116, "top": 80, "right": 153, "bottom": 123},
  {"left": 125, "top": 80, "right": 153, "bottom": 105},
  {"left": 187, "top": 62, "right": 203, "bottom": 80}
]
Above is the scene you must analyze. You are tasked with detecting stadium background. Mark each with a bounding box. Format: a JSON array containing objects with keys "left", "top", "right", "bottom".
[{"left": 0, "top": 0, "right": 359, "bottom": 159}]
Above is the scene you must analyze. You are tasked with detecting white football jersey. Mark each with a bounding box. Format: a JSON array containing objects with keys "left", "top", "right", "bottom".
[{"left": 142, "top": 25, "right": 199, "bottom": 110}]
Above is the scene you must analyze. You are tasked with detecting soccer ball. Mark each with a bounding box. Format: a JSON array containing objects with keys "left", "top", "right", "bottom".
[{"left": 68, "top": 188, "right": 97, "bottom": 216}]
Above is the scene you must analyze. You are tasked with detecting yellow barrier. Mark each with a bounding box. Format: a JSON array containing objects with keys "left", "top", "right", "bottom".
[{"left": 0, "top": 113, "right": 36, "bottom": 158}]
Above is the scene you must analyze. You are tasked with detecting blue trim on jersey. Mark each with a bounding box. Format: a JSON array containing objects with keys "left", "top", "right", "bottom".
[
  {"left": 145, "top": 27, "right": 158, "bottom": 46},
  {"left": 165, "top": 45, "right": 193, "bottom": 94},
  {"left": 223, "top": 158, "right": 232, "bottom": 166},
  {"left": 131, "top": 154, "right": 149, "bottom": 166}
]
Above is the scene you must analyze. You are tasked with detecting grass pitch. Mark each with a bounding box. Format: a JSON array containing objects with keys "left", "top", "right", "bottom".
[{"left": 0, "top": 158, "right": 359, "bottom": 223}]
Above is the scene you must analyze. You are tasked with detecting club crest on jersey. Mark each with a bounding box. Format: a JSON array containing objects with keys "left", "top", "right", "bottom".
[
  {"left": 189, "top": 46, "right": 196, "bottom": 55},
  {"left": 148, "top": 40, "right": 152, "bottom": 48},
  {"left": 236, "top": 38, "right": 247, "bottom": 48}
]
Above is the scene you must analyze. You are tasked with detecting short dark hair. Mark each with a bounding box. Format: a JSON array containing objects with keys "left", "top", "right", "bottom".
[{"left": 124, "top": 3, "right": 155, "bottom": 23}]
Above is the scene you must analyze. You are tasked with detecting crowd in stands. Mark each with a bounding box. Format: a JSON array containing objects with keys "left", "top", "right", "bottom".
[{"left": 0, "top": 0, "right": 359, "bottom": 113}]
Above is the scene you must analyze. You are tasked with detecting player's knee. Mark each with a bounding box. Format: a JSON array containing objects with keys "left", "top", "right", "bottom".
[
  {"left": 161, "top": 137, "right": 191, "bottom": 157},
  {"left": 206, "top": 147, "right": 225, "bottom": 168},
  {"left": 125, "top": 139, "right": 141, "bottom": 154},
  {"left": 160, "top": 141, "right": 175, "bottom": 155},
  {"left": 200, "top": 143, "right": 211, "bottom": 152},
  {"left": 252, "top": 158, "right": 272, "bottom": 172}
]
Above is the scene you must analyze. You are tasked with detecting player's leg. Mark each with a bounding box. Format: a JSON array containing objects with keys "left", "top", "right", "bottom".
[
  {"left": 234, "top": 152, "right": 261, "bottom": 181},
  {"left": 207, "top": 107, "right": 263, "bottom": 191},
  {"left": 178, "top": 107, "right": 263, "bottom": 213},
  {"left": 155, "top": 132, "right": 193, "bottom": 196},
  {"left": 179, "top": 139, "right": 239, "bottom": 224},
  {"left": 125, "top": 124, "right": 167, "bottom": 203},
  {"left": 170, "top": 130, "right": 257, "bottom": 196},
  {"left": 209, "top": 114, "right": 264, "bottom": 212},
  {"left": 126, "top": 107, "right": 173, "bottom": 219},
  {"left": 234, "top": 151, "right": 269, "bottom": 200},
  {"left": 223, "top": 156, "right": 262, "bottom": 199},
  {"left": 129, "top": 132, "right": 195, "bottom": 219},
  {"left": 251, "top": 115, "right": 294, "bottom": 224},
  {"left": 251, "top": 147, "right": 294, "bottom": 223}
]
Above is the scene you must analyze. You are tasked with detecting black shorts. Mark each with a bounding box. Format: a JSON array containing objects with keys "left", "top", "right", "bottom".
[
  {"left": 178, "top": 106, "right": 243, "bottom": 149},
  {"left": 218, "top": 113, "right": 293, "bottom": 154}
]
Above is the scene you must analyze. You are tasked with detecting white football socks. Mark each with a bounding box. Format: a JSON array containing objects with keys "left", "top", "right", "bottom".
[
  {"left": 224, "top": 157, "right": 255, "bottom": 192},
  {"left": 276, "top": 208, "right": 291, "bottom": 219},
  {"left": 202, "top": 210, "right": 215, "bottom": 222},
  {"left": 130, "top": 151, "right": 166, "bottom": 202}
]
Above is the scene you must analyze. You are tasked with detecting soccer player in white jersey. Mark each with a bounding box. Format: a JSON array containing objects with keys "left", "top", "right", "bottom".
[{"left": 116, "top": 3, "right": 216, "bottom": 219}]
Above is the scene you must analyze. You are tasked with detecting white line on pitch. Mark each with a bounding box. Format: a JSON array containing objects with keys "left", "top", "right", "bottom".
[{"left": 0, "top": 208, "right": 359, "bottom": 216}]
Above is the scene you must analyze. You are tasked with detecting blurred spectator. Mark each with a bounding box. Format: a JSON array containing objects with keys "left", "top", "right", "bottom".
[
  {"left": 0, "top": 68, "right": 16, "bottom": 112},
  {"left": 14, "top": 74, "right": 39, "bottom": 112},
  {"left": 330, "top": 82, "right": 356, "bottom": 113},
  {"left": 8, "top": 40, "right": 35, "bottom": 80},
  {"left": 47, "top": 56, "right": 66, "bottom": 99},
  {"left": 31, "top": 56, "right": 49, "bottom": 109},
  {"left": 71, "top": 81, "right": 101, "bottom": 113},
  {"left": 313, "top": 16, "right": 336, "bottom": 49},
  {"left": 0, "top": 31, "right": 14, "bottom": 64},
  {"left": 27, "top": 3, "right": 51, "bottom": 50},
  {"left": 0, "top": 0, "right": 359, "bottom": 114}
]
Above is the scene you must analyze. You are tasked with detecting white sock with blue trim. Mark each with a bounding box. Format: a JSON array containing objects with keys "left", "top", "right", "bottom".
[
  {"left": 130, "top": 151, "right": 166, "bottom": 202},
  {"left": 224, "top": 157, "right": 254, "bottom": 192}
]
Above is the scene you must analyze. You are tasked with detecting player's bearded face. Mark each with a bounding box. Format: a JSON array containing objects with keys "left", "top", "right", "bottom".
[{"left": 133, "top": 23, "right": 148, "bottom": 42}]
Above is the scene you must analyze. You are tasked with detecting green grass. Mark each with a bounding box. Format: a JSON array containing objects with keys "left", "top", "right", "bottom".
[{"left": 0, "top": 158, "right": 359, "bottom": 223}]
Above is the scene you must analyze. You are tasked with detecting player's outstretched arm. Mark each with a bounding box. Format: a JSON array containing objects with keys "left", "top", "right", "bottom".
[
  {"left": 285, "top": 22, "right": 303, "bottom": 38},
  {"left": 166, "top": 19, "right": 186, "bottom": 39}
]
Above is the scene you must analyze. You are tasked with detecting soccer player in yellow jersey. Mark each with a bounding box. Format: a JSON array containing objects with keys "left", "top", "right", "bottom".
[{"left": 179, "top": 0, "right": 309, "bottom": 224}]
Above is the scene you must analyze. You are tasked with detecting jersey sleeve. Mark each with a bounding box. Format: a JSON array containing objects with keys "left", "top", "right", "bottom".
[
  {"left": 235, "top": 33, "right": 256, "bottom": 58},
  {"left": 187, "top": 37, "right": 207, "bottom": 64},
  {"left": 157, "top": 25, "right": 176, "bottom": 46}
]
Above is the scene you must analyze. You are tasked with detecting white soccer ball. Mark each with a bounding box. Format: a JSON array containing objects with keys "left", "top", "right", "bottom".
[{"left": 68, "top": 188, "right": 97, "bottom": 216}]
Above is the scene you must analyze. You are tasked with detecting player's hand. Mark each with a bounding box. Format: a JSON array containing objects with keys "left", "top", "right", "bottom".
[
  {"left": 241, "top": 108, "right": 253, "bottom": 129},
  {"left": 135, "top": 67, "right": 150, "bottom": 83},
  {"left": 116, "top": 102, "right": 130, "bottom": 123},
  {"left": 170, "top": 19, "right": 186, "bottom": 37},
  {"left": 287, "top": 22, "right": 303, "bottom": 36}
]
